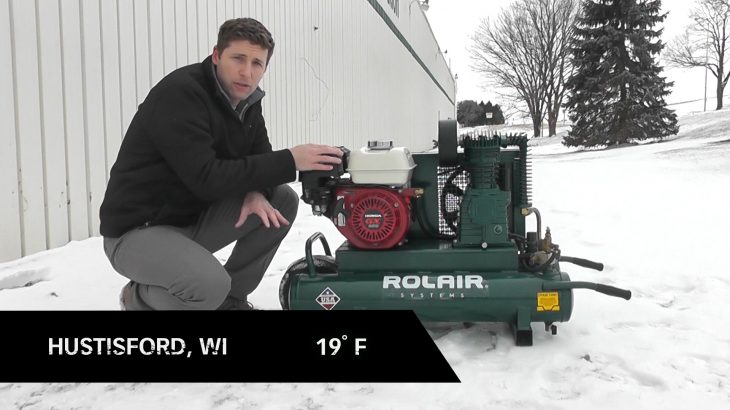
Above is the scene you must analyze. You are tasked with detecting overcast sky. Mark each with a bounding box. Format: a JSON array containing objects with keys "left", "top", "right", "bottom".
[{"left": 423, "top": 0, "right": 704, "bottom": 107}]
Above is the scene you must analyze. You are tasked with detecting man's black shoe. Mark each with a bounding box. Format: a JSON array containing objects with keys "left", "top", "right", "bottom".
[{"left": 217, "top": 296, "right": 256, "bottom": 310}]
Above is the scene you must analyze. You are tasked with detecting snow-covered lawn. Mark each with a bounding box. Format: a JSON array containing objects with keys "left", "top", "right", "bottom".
[{"left": 1, "top": 109, "right": 729, "bottom": 409}]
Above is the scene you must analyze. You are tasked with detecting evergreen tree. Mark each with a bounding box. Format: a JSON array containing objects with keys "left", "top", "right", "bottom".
[
  {"left": 483, "top": 101, "right": 494, "bottom": 125},
  {"left": 478, "top": 101, "right": 488, "bottom": 125},
  {"left": 493, "top": 104, "right": 506, "bottom": 125},
  {"left": 457, "top": 100, "right": 482, "bottom": 127},
  {"left": 563, "top": 0, "right": 678, "bottom": 147}
]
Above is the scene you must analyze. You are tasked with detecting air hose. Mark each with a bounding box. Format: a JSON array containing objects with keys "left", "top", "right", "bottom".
[
  {"left": 543, "top": 281, "right": 632, "bottom": 300},
  {"left": 559, "top": 256, "right": 604, "bottom": 271}
]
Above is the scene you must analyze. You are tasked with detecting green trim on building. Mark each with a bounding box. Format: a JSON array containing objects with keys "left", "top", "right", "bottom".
[{"left": 366, "top": 0, "right": 455, "bottom": 106}]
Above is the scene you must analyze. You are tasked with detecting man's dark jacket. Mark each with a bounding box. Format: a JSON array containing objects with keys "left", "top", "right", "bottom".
[{"left": 99, "top": 56, "right": 296, "bottom": 237}]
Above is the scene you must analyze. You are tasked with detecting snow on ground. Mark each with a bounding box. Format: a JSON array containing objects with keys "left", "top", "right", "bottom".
[{"left": 1, "top": 109, "right": 729, "bottom": 409}]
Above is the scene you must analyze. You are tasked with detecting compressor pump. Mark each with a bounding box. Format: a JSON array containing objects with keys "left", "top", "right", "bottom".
[{"left": 280, "top": 120, "right": 631, "bottom": 346}]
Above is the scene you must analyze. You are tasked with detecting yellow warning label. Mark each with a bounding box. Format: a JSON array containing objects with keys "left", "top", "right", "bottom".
[{"left": 537, "top": 292, "right": 560, "bottom": 312}]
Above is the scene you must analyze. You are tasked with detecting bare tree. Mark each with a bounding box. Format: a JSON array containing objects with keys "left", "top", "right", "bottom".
[
  {"left": 665, "top": 0, "right": 730, "bottom": 110},
  {"left": 470, "top": 2, "right": 546, "bottom": 137},
  {"left": 529, "top": 0, "right": 579, "bottom": 136},
  {"left": 469, "top": 0, "right": 578, "bottom": 137}
]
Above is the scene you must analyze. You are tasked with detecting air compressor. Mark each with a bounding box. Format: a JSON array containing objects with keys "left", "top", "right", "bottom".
[{"left": 279, "top": 120, "right": 631, "bottom": 346}]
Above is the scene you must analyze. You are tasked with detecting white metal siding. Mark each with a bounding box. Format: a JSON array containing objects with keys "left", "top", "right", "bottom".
[
  {"left": 59, "top": 0, "right": 89, "bottom": 243},
  {"left": 38, "top": 0, "right": 69, "bottom": 250},
  {"left": 0, "top": 0, "right": 454, "bottom": 262},
  {"left": 0, "top": 0, "right": 21, "bottom": 261},
  {"left": 10, "top": 0, "right": 46, "bottom": 257}
]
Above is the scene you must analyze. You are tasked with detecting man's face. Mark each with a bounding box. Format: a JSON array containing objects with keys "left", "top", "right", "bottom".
[{"left": 212, "top": 39, "right": 268, "bottom": 105}]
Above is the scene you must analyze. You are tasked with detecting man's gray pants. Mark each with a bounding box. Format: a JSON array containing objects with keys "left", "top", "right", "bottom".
[{"left": 103, "top": 185, "right": 299, "bottom": 310}]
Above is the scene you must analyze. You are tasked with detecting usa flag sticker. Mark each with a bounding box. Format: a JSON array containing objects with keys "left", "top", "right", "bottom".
[{"left": 316, "top": 287, "right": 341, "bottom": 310}]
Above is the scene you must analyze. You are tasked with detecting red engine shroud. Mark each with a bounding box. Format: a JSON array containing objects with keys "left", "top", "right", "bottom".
[{"left": 332, "top": 187, "right": 411, "bottom": 250}]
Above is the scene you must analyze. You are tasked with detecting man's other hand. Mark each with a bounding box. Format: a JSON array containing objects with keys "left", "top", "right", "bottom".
[
  {"left": 235, "top": 191, "right": 290, "bottom": 229},
  {"left": 289, "top": 144, "right": 343, "bottom": 171}
]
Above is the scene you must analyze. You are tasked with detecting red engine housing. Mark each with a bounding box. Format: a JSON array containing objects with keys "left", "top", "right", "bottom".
[{"left": 332, "top": 187, "right": 411, "bottom": 250}]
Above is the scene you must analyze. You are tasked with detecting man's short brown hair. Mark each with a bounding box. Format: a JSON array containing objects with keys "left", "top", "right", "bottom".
[{"left": 216, "top": 18, "right": 275, "bottom": 64}]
